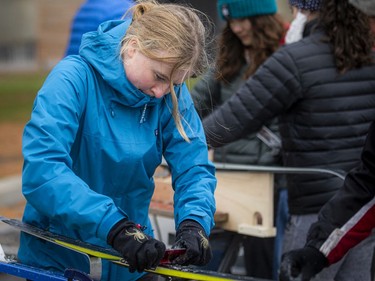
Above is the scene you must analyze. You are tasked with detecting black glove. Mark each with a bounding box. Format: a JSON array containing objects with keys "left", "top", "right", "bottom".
[
  {"left": 107, "top": 219, "right": 166, "bottom": 273},
  {"left": 170, "top": 220, "right": 212, "bottom": 266},
  {"left": 279, "top": 246, "right": 328, "bottom": 281}
]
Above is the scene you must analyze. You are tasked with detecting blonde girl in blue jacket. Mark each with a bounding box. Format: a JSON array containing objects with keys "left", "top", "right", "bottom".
[{"left": 18, "top": 1, "right": 217, "bottom": 280}]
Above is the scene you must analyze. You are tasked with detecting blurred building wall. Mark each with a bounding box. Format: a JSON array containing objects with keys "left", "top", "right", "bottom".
[
  {"left": 277, "top": 0, "right": 293, "bottom": 21},
  {"left": 36, "top": 0, "right": 83, "bottom": 70},
  {"left": 0, "top": 0, "right": 36, "bottom": 43},
  {"left": 0, "top": 0, "right": 37, "bottom": 72},
  {"left": 0, "top": 0, "right": 292, "bottom": 73},
  {"left": 0, "top": 0, "right": 83, "bottom": 73}
]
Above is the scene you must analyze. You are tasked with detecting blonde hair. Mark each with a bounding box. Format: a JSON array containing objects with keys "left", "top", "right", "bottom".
[{"left": 120, "top": 0, "right": 215, "bottom": 142}]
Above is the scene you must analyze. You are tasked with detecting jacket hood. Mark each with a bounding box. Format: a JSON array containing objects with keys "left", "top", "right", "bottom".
[{"left": 79, "top": 20, "right": 160, "bottom": 107}]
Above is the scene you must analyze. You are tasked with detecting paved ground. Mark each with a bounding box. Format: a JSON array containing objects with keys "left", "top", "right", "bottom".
[
  {"left": 0, "top": 123, "right": 24, "bottom": 179},
  {"left": 0, "top": 173, "right": 25, "bottom": 280},
  {"left": 0, "top": 222, "right": 23, "bottom": 281}
]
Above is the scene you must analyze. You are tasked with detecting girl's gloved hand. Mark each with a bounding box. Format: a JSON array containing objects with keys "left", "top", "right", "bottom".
[
  {"left": 107, "top": 219, "right": 166, "bottom": 273},
  {"left": 170, "top": 219, "right": 212, "bottom": 266}
]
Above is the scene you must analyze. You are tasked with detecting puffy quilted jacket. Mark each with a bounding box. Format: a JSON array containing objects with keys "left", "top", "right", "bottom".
[{"left": 203, "top": 24, "right": 375, "bottom": 215}]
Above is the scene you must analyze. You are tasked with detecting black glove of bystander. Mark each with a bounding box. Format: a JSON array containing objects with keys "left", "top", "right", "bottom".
[
  {"left": 170, "top": 219, "right": 212, "bottom": 266},
  {"left": 279, "top": 246, "right": 328, "bottom": 281},
  {"left": 107, "top": 219, "right": 166, "bottom": 273}
]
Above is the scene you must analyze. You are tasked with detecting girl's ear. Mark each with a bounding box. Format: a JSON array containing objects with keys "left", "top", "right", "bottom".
[{"left": 126, "top": 39, "right": 138, "bottom": 59}]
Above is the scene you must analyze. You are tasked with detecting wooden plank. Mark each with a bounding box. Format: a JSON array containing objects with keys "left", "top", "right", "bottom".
[
  {"left": 215, "top": 171, "right": 275, "bottom": 237},
  {"left": 152, "top": 166, "right": 275, "bottom": 237},
  {"left": 152, "top": 166, "right": 228, "bottom": 223},
  {"left": 149, "top": 201, "right": 229, "bottom": 223}
]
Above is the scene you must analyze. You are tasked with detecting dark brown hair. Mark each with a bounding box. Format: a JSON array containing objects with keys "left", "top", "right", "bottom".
[
  {"left": 319, "top": 0, "right": 374, "bottom": 73},
  {"left": 216, "top": 14, "right": 285, "bottom": 83}
]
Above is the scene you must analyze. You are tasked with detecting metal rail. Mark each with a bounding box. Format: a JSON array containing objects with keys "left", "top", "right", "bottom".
[{"left": 213, "top": 162, "right": 346, "bottom": 181}]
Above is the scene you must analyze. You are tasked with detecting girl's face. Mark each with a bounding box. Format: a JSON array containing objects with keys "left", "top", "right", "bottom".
[
  {"left": 124, "top": 40, "right": 186, "bottom": 99},
  {"left": 229, "top": 18, "right": 252, "bottom": 46}
]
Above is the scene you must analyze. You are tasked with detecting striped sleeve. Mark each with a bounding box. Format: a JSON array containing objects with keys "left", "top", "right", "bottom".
[{"left": 320, "top": 196, "right": 375, "bottom": 264}]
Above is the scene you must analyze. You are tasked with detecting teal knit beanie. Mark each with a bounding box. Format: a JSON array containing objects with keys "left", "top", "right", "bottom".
[{"left": 217, "top": 0, "right": 277, "bottom": 20}]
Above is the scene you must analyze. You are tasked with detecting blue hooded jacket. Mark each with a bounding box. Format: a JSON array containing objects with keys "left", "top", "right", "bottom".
[{"left": 18, "top": 20, "right": 216, "bottom": 281}]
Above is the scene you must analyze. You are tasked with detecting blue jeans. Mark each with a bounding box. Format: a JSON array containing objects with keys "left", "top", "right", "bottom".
[{"left": 273, "top": 188, "right": 288, "bottom": 280}]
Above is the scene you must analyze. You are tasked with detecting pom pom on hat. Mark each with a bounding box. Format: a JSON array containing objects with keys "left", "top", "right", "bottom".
[
  {"left": 289, "top": 0, "right": 322, "bottom": 11},
  {"left": 217, "top": 0, "right": 277, "bottom": 20}
]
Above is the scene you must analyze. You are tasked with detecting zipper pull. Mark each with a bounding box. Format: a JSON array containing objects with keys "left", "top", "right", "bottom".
[{"left": 139, "top": 104, "right": 148, "bottom": 123}]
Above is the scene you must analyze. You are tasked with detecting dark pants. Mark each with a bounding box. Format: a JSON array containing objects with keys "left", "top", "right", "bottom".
[
  {"left": 372, "top": 248, "right": 375, "bottom": 281},
  {"left": 243, "top": 236, "right": 274, "bottom": 279},
  {"left": 201, "top": 229, "right": 274, "bottom": 279}
]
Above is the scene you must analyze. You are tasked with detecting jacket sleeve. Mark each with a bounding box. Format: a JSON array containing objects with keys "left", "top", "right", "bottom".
[
  {"left": 161, "top": 84, "right": 217, "bottom": 236},
  {"left": 202, "top": 47, "right": 302, "bottom": 148},
  {"left": 190, "top": 69, "right": 221, "bottom": 119},
  {"left": 306, "top": 121, "right": 375, "bottom": 265}
]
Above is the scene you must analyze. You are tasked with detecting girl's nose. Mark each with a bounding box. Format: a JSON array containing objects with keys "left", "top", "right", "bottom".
[
  {"left": 230, "top": 21, "right": 244, "bottom": 32},
  {"left": 151, "top": 83, "right": 170, "bottom": 98},
  {"left": 231, "top": 24, "right": 242, "bottom": 32}
]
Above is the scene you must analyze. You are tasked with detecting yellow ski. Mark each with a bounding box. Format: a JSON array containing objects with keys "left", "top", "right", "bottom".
[{"left": 0, "top": 217, "right": 265, "bottom": 281}]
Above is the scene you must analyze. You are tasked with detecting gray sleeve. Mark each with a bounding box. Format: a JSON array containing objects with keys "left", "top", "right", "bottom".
[{"left": 190, "top": 69, "right": 221, "bottom": 119}]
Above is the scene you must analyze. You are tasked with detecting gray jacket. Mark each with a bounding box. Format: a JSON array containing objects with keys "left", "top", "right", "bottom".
[{"left": 191, "top": 67, "right": 281, "bottom": 166}]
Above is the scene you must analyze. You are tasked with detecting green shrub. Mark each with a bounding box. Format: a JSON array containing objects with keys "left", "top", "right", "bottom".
[{"left": 0, "top": 72, "right": 47, "bottom": 122}]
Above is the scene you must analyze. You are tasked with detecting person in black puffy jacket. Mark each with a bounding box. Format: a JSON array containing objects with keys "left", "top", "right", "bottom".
[
  {"left": 202, "top": 0, "right": 375, "bottom": 279},
  {"left": 279, "top": 0, "right": 375, "bottom": 280}
]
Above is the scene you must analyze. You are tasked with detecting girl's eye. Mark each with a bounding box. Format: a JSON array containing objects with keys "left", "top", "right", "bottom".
[{"left": 155, "top": 74, "right": 166, "bottom": 82}]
